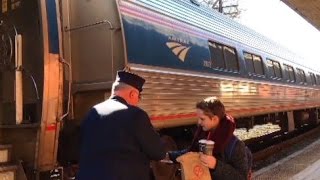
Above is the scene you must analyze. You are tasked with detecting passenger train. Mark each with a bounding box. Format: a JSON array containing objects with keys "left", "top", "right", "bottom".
[{"left": 0, "top": 0, "right": 319, "bottom": 179}]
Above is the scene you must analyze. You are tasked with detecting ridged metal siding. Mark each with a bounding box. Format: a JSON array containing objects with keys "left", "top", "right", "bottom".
[{"left": 131, "top": 67, "right": 320, "bottom": 128}]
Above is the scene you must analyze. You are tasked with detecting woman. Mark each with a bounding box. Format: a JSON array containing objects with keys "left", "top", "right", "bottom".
[{"left": 167, "top": 97, "right": 249, "bottom": 180}]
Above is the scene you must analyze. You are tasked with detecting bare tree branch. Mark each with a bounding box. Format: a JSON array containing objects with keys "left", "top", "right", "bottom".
[{"left": 196, "top": 0, "right": 243, "bottom": 19}]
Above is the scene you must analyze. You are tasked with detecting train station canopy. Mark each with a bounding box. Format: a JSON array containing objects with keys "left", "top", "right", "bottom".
[{"left": 282, "top": 0, "right": 320, "bottom": 31}]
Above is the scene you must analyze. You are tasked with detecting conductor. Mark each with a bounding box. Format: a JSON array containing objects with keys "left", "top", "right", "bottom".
[{"left": 77, "top": 70, "right": 166, "bottom": 180}]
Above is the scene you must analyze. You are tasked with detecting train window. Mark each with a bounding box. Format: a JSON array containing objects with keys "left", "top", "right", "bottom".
[
  {"left": 317, "top": 75, "right": 320, "bottom": 85},
  {"left": 266, "top": 59, "right": 282, "bottom": 78},
  {"left": 274, "top": 62, "right": 282, "bottom": 78},
  {"left": 309, "top": 72, "right": 316, "bottom": 85},
  {"left": 244, "top": 52, "right": 254, "bottom": 73},
  {"left": 209, "top": 42, "right": 225, "bottom": 69},
  {"left": 267, "top": 60, "right": 275, "bottom": 77},
  {"left": 253, "top": 55, "right": 264, "bottom": 75},
  {"left": 288, "top": 67, "right": 295, "bottom": 82},
  {"left": 223, "top": 46, "right": 238, "bottom": 71},
  {"left": 243, "top": 52, "right": 264, "bottom": 75},
  {"left": 296, "top": 68, "right": 306, "bottom": 83},
  {"left": 283, "top": 64, "right": 295, "bottom": 82},
  {"left": 209, "top": 41, "right": 239, "bottom": 71}
]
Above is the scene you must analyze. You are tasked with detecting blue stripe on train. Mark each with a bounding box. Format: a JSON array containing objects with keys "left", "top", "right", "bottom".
[
  {"left": 122, "top": 15, "right": 211, "bottom": 73},
  {"left": 46, "top": 0, "right": 59, "bottom": 54}
]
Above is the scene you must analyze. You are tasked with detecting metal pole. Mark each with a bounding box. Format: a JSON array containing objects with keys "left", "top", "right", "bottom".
[
  {"left": 15, "top": 34, "right": 23, "bottom": 124},
  {"left": 219, "top": 0, "right": 223, "bottom": 13}
]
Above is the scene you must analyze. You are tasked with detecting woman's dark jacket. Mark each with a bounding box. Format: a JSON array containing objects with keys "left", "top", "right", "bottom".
[{"left": 168, "top": 115, "right": 249, "bottom": 180}]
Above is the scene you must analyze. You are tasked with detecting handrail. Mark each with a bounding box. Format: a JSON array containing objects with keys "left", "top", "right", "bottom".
[
  {"left": 64, "top": 19, "right": 114, "bottom": 32},
  {"left": 58, "top": 57, "right": 72, "bottom": 122}
]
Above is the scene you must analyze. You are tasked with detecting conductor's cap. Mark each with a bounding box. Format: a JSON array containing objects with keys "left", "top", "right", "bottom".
[{"left": 116, "top": 70, "right": 145, "bottom": 92}]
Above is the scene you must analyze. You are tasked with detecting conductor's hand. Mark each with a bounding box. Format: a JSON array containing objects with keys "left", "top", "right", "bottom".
[
  {"left": 200, "top": 153, "right": 217, "bottom": 169},
  {"left": 160, "top": 152, "right": 173, "bottom": 164}
]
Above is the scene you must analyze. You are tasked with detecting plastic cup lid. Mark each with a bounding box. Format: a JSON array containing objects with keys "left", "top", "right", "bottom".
[{"left": 206, "top": 140, "right": 215, "bottom": 145}]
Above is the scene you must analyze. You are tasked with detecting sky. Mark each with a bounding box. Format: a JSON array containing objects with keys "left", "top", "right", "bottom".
[{"left": 236, "top": 0, "right": 320, "bottom": 71}]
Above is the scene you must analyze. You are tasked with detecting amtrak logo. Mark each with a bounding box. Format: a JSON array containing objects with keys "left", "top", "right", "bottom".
[{"left": 166, "top": 42, "right": 191, "bottom": 62}]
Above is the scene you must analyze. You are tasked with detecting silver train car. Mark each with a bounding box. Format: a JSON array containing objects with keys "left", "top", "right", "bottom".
[
  {"left": 0, "top": 0, "right": 319, "bottom": 178},
  {"left": 63, "top": 0, "right": 320, "bottom": 129}
]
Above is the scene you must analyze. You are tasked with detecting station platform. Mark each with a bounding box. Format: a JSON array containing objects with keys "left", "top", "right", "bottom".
[{"left": 253, "top": 137, "right": 320, "bottom": 180}]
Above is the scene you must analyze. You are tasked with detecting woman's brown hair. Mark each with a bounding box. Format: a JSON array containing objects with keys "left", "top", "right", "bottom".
[{"left": 196, "top": 96, "right": 225, "bottom": 119}]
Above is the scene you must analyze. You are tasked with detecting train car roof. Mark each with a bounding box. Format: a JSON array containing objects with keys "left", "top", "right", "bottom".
[{"left": 133, "top": 0, "right": 319, "bottom": 73}]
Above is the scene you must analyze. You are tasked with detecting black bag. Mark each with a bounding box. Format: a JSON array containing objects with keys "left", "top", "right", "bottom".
[{"left": 225, "top": 135, "right": 253, "bottom": 180}]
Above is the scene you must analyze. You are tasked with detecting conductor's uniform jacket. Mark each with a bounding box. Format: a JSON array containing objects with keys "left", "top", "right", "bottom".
[{"left": 78, "top": 96, "right": 165, "bottom": 180}]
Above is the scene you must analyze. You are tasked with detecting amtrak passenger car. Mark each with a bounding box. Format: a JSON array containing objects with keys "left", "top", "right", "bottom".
[{"left": 115, "top": 0, "right": 320, "bottom": 129}]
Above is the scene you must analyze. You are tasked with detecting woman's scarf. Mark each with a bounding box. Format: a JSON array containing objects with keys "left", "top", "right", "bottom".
[{"left": 189, "top": 114, "right": 235, "bottom": 155}]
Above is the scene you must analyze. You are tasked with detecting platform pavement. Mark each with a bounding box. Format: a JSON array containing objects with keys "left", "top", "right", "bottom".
[{"left": 253, "top": 137, "right": 320, "bottom": 180}]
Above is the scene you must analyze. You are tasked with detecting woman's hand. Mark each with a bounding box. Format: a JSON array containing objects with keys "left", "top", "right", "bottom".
[{"left": 199, "top": 153, "right": 217, "bottom": 169}]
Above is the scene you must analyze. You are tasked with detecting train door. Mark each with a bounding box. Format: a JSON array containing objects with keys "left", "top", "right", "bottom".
[
  {"left": 60, "top": 0, "right": 125, "bottom": 122},
  {"left": 57, "top": 1, "right": 126, "bottom": 173}
]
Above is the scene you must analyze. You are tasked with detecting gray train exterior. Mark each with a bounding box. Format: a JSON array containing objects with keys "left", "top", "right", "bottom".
[
  {"left": 0, "top": 0, "right": 319, "bottom": 178},
  {"left": 64, "top": 0, "right": 320, "bottom": 129}
]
